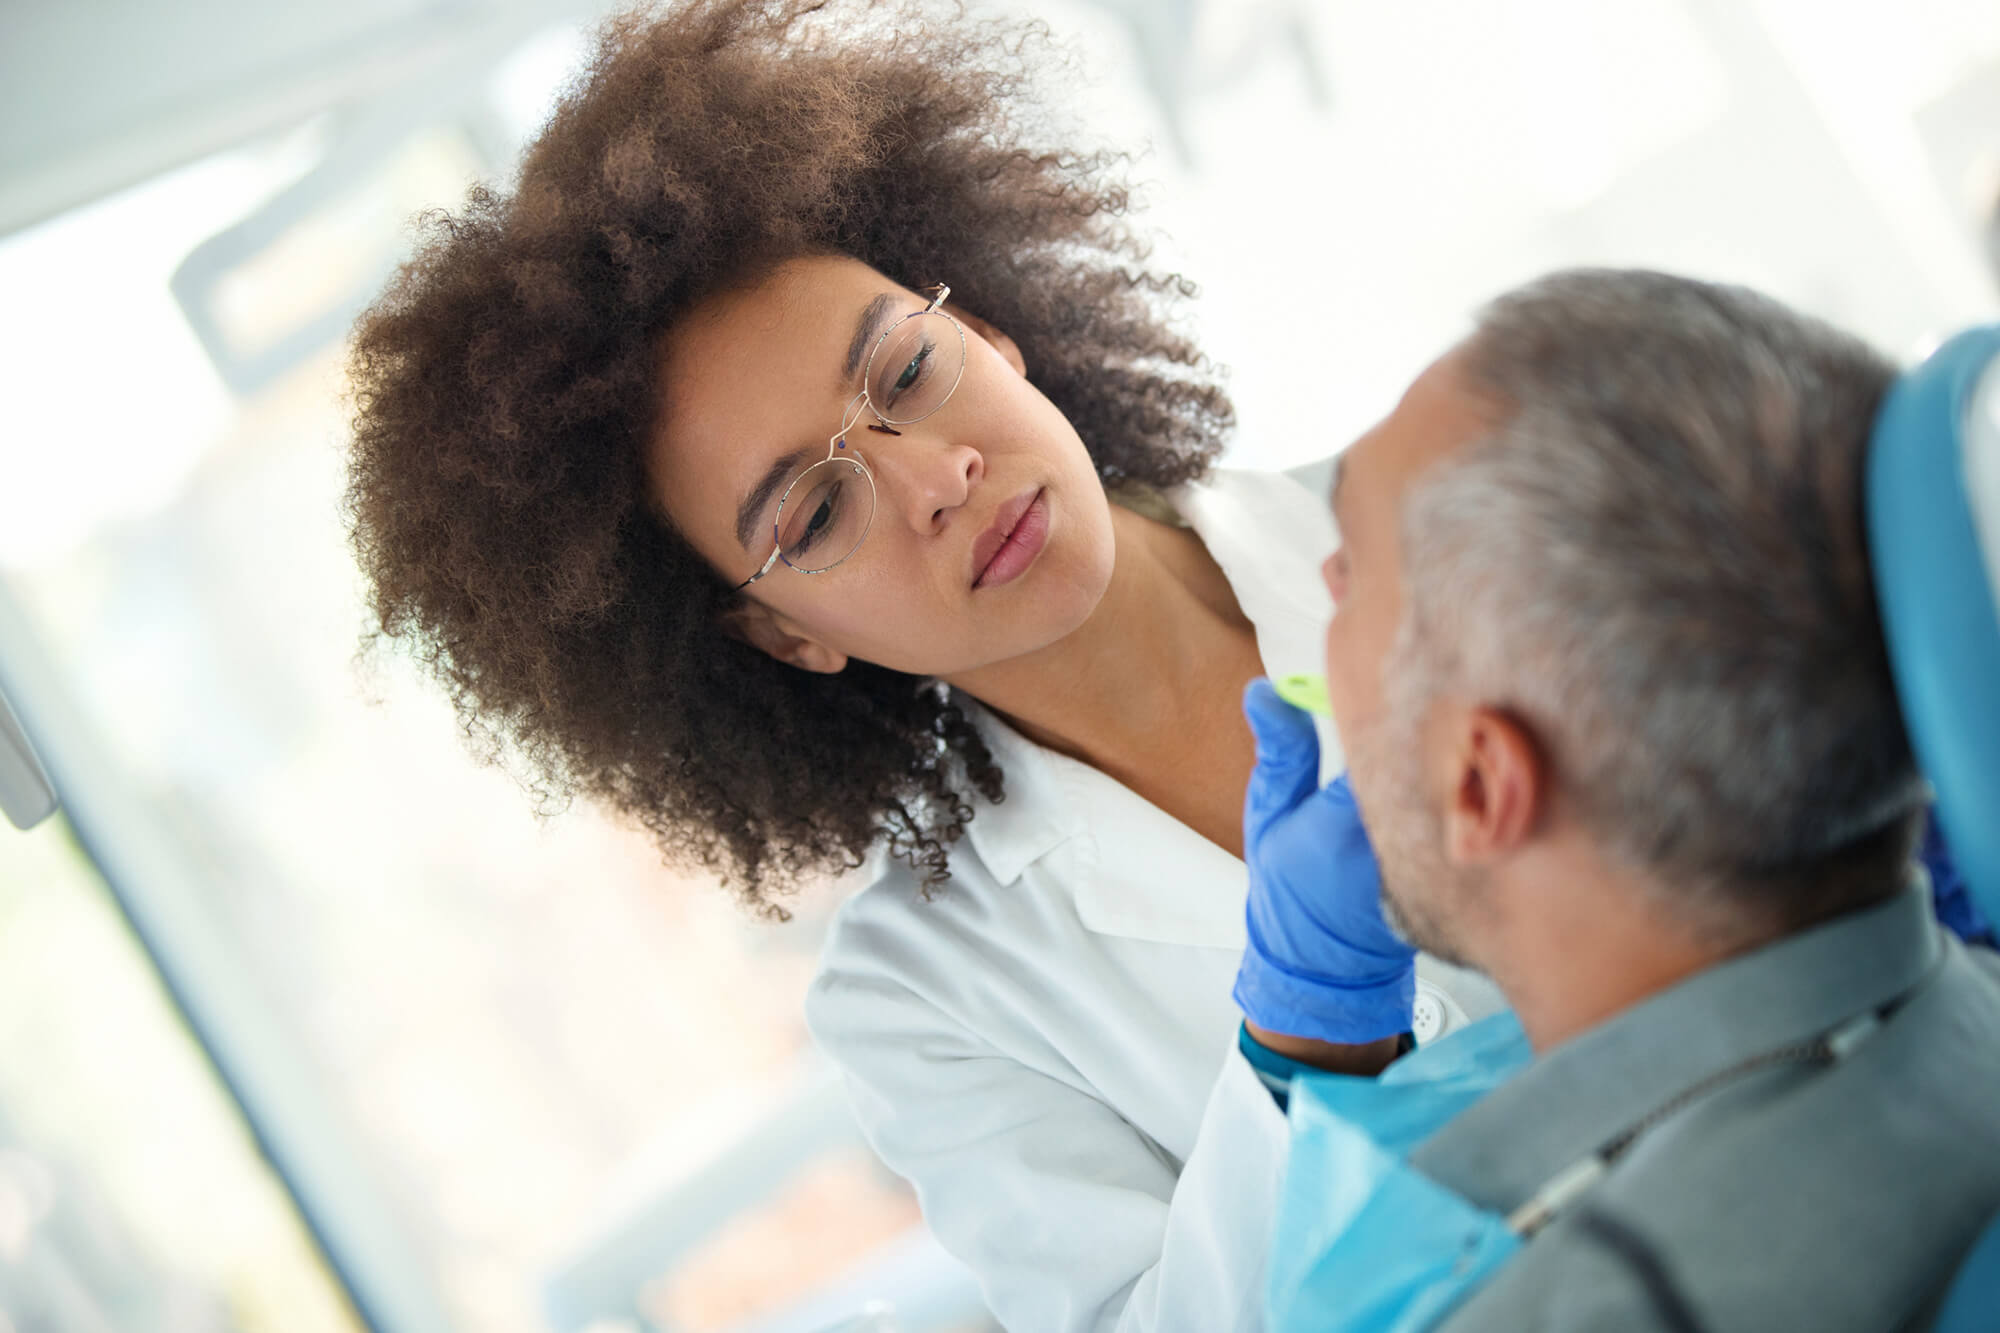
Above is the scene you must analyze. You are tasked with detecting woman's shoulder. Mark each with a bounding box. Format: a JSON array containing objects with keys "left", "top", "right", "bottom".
[
  {"left": 1169, "top": 459, "right": 1339, "bottom": 542},
  {"left": 805, "top": 802, "right": 1111, "bottom": 1044},
  {"left": 811, "top": 834, "right": 1052, "bottom": 980},
  {"left": 803, "top": 855, "right": 1044, "bottom": 1065},
  {"left": 813, "top": 855, "right": 986, "bottom": 971}
]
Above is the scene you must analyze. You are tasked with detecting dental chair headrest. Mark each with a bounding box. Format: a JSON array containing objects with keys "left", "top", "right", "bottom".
[{"left": 1867, "top": 323, "right": 2000, "bottom": 922}]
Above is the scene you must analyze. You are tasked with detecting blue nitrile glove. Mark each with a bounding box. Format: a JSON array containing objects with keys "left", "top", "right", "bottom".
[
  {"left": 1232, "top": 677, "right": 1417, "bottom": 1044},
  {"left": 1923, "top": 810, "right": 1995, "bottom": 948}
]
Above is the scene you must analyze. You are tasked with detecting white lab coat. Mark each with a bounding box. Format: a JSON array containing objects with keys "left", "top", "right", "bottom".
[{"left": 804, "top": 466, "right": 1502, "bottom": 1332}]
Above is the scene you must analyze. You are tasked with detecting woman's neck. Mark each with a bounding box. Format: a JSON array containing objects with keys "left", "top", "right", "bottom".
[{"left": 942, "top": 504, "right": 1265, "bottom": 851}]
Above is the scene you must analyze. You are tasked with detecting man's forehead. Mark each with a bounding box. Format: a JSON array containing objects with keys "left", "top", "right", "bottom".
[{"left": 1350, "top": 347, "right": 1497, "bottom": 500}]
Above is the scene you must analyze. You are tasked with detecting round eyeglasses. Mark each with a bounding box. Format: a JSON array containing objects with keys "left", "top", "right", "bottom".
[{"left": 736, "top": 284, "right": 967, "bottom": 589}]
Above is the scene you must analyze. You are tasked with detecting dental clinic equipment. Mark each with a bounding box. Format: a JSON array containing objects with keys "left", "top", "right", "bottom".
[{"left": 1274, "top": 672, "right": 1333, "bottom": 717}]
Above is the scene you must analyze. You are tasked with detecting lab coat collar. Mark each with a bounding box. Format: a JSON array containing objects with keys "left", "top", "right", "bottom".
[
  {"left": 955, "top": 467, "right": 1339, "bottom": 948},
  {"left": 1410, "top": 886, "right": 1944, "bottom": 1214},
  {"left": 951, "top": 706, "right": 1081, "bottom": 888}
]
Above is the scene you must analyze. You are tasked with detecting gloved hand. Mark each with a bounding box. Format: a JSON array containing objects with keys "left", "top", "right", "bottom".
[
  {"left": 1923, "top": 811, "right": 1995, "bottom": 948},
  {"left": 1232, "top": 677, "right": 1416, "bottom": 1044}
]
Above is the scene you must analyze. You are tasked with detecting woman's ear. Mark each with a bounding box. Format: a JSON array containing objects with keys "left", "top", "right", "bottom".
[
  {"left": 954, "top": 308, "right": 1027, "bottom": 377},
  {"left": 720, "top": 600, "right": 849, "bottom": 674}
]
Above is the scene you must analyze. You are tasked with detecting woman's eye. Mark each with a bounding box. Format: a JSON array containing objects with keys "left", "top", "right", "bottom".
[
  {"left": 800, "top": 498, "right": 834, "bottom": 546},
  {"left": 890, "top": 343, "right": 932, "bottom": 396},
  {"left": 795, "top": 490, "right": 840, "bottom": 552}
]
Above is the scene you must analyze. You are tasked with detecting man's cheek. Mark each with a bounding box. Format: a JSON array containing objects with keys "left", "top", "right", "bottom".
[
  {"left": 1322, "top": 637, "right": 1362, "bottom": 749},
  {"left": 1326, "top": 631, "right": 1395, "bottom": 751}
]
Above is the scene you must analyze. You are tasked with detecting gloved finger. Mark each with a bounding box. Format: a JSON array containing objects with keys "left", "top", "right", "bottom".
[
  {"left": 1243, "top": 676, "right": 1323, "bottom": 843},
  {"left": 1262, "top": 774, "right": 1381, "bottom": 923},
  {"left": 1284, "top": 773, "right": 1370, "bottom": 853}
]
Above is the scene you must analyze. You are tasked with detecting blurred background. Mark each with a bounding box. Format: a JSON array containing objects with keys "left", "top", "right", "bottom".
[{"left": 0, "top": 0, "right": 1995, "bottom": 1329}]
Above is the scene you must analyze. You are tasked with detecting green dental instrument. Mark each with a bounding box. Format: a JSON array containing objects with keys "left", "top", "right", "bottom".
[{"left": 1273, "top": 672, "right": 1332, "bottom": 718}]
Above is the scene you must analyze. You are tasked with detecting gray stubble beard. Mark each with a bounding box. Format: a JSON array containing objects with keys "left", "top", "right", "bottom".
[{"left": 1346, "top": 697, "right": 1481, "bottom": 972}]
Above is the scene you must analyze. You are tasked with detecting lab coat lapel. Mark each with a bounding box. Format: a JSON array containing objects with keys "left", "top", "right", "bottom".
[
  {"left": 956, "top": 710, "right": 1079, "bottom": 886},
  {"left": 1068, "top": 770, "right": 1251, "bottom": 949},
  {"left": 957, "top": 694, "right": 1251, "bottom": 949}
]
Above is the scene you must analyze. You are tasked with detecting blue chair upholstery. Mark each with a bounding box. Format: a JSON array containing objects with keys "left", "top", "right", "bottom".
[
  {"left": 1932, "top": 1212, "right": 2000, "bottom": 1332},
  {"left": 1868, "top": 323, "right": 2000, "bottom": 922},
  {"left": 1866, "top": 324, "right": 2000, "bottom": 1332}
]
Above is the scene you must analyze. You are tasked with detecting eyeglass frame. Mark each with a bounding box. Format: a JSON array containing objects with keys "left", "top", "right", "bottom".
[{"left": 735, "top": 283, "right": 966, "bottom": 590}]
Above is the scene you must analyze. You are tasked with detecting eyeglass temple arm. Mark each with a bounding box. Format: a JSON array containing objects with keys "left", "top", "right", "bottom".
[{"left": 736, "top": 543, "right": 783, "bottom": 590}]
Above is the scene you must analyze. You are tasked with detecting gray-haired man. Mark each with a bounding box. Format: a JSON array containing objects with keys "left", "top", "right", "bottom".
[{"left": 1247, "top": 270, "right": 2000, "bottom": 1330}]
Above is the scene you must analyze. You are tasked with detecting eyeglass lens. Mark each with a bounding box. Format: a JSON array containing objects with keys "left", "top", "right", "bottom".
[
  {"left": 772, "top": 309, "right": 965, "bottom": 573},
  {"left": 777, "top": 457, "right": 873, "bottom": 571},
  {"left": 865, "top": 311, "right": 965, "bottom": 425}
]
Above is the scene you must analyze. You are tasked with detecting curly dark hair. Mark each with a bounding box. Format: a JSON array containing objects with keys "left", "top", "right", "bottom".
[{"left": 345, "top": 0, "right": 1233, "bottom": 915}]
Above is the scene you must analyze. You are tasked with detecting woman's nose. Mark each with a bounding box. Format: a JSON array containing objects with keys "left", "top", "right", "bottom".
[{"left": 870, "top": 429, "right": 983, "bottom": 532}]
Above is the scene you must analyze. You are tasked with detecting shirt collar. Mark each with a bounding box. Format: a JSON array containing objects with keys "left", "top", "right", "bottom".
[
  {"left": 955, "top": 467, "right": 1339, "bottom": 945},
  {"left": 1411, "top": 886, "right": 1944, "bottom": 1212}
]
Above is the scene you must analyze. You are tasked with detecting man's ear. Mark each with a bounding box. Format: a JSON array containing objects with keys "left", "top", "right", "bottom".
[
  {"left": 720, "top": 600, "right": 849, "bottom": 674},
  {"left": 954, "top": 308, "right": 1027, "bottom": 377},
  {"left": 1441, "top": 704, "right": 1545, "bottom": 866}
]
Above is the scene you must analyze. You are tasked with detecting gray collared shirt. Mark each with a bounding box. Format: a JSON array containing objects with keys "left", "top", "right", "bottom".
[{"left": 1419, "top": 888, "right": 2000, "bottom": 1332}]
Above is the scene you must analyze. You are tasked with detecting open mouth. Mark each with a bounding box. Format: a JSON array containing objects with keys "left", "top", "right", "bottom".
[{"left": 972, "top": 487, "right": 1049, "bottom": 589}]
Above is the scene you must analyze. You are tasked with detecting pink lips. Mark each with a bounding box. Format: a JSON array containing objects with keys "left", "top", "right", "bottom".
[{"left": 971, "top": 488, "right": 1049, "bottom": 589}]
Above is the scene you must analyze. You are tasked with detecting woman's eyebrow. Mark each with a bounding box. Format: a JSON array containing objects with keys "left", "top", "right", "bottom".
[
  {"left": 844, "top": 292, "right": 898, "bottom": 382},
  {"left": 736, "top": 444, "right": 817, "bottom": 549}
]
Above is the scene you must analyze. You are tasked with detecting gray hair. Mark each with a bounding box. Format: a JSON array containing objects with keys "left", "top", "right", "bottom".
[{"left": 1393, "top": 269, "right": 1923, "bottom": 926}]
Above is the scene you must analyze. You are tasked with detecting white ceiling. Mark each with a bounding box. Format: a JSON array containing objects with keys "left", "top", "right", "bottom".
[{"left": 0, "top": 0, "right": 587, "bottom": 236}]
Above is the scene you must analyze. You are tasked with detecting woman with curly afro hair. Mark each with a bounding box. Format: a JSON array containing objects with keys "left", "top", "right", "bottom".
[{"left": 346, "top": 0, "right": 1494, "bottom": 1324}]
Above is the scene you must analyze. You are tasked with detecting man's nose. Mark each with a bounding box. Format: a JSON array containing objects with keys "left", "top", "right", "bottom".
[{"left": 869, "top": 427, "right": 983, "bottom": 533}]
